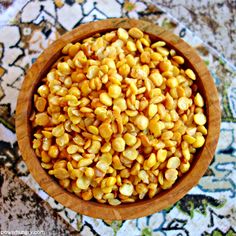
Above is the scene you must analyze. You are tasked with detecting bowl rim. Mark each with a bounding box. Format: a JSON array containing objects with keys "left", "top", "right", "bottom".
[{"left": 15, "top": 18, "right": 221, "bottom": 220}]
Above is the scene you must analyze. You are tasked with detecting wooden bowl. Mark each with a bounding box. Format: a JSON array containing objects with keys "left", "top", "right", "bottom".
[{"left": 16, "top": 18, "right": 221, "bottom": 220}]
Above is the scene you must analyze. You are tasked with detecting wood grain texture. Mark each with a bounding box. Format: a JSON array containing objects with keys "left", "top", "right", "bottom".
[{"left": 15, "top": 18, "right": 221, "bottom": 220}]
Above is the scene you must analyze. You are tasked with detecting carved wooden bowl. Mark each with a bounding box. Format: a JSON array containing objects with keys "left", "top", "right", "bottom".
[{"left": 16, "top": 18, "right": 221, "bottom": 220}]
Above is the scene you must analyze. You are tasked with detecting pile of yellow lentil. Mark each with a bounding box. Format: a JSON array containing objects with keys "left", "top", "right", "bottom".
[{"left": 31, "top": 27, "right": 207, "bottom": 205}]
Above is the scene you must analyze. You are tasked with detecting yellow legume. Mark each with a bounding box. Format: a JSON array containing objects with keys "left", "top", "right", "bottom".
[
  {"left": 134, "top": 115, "right": 149, "bottom": 130},
  {"left": 185, "top": 69, "right": 196, "bottom": 80},
  {"left": 165, "top": 168, "right": 178, "bottom": 181},
  {"left": 100, "top": 92, "right": 112, "bottom": 106},
  {"left": 52, "top": 124, "right": 65, "bottom": 137},
  {"left": 157, "top": 149, "right": 167, "bottom": 162},
  {"left": 95, "top": 107, "right": 108, "bottom": 121},
  {"left": 149, "top": 72, "right": 163, "bottom": 87},
  {"left": 67, "top": 144, "right": 79, "bottom": 154},
  {"left": 78, "top": 158, "right": 93, "bottom": 167},
  {"left": 172, "top": 56, "right": 185, "bottom": 64},
  {"left": 117, "top": 28, "right": 129, "bottom": 41},
  {"left": 76, "top": 176, "right": 90, "bottom": 190},
  {"left": 183, "top": 134, "right": 196, "bottom": 144},
  {"left": 106, "top": 176, "right": 117, "bottom": 187},
  {"left": 178, "top": 97, "right": 190, "bottom": 111},
  {"left": 119, "top": 183, "right": 134, "bottom": 196},
  {"left": 57, "top": 62, "right": 71, "bottom": 75},
  {"left": 56, "top": 133, "right": 69, "bottom": 147},
  {"left": 194, "top": 113, "right": 207, "bottom": 125},
  {"left": 127, "top": 40, "right": 137, "bottom": 52},
  {"left": 123, "top": 148, "right": 138, "bottom": 161},
  {"left": 108, "top": 84, "right": 122, "bottom": 98},
  {"left": 167, "top": 156, "right": 180, "bottom": 169},
  {"left": 151, "top": 41, "right": 166, "bottom": 48},
  {"left": 51, "top": 168, "right": 70, "bottom": 180},
  {"left": 119, "top": 64, "right": 130, "bottom": 77},
  {"left": 35, "top": 112, "right": 50, "bottom": 126},
  {"left": 124, "top": 133, "right": 137, "bottom": 146},
  {"left": 194, "top": 93, "right": 204, "bottom": 107},
  {"left": 35, "top": 97, "right": 47, "bottom": 112},
  {"left": 31, "top": 27, "right": 208, "bottom": 204},
  {"left": 38, "top": 85, "right": 49, "bottom": 97},
  {"left": 144, "top": 153, "right": 156, "bottom": 169},
  {"left": 112, "top": 137, "right": 126, "bottom": 152},
  {"left": 180, "top": 162, "right": 190, "bottom": 173},
  {"left": 192, "top": 135, "right": 205, "bottom": 148},
  {"left": 197, "top": 125, "right": 208, "bottom": 135},
  {"left": 166, "top": 77, "right": 178, "bottom": 88},
  {"left": 128, "top": 27, "right": 143, "bottom": 39},
  {"left": 99, "top": 123, "right": 113, "bottom": 139},
  {"left": 87, "top": 125, "right": 98, "bottom": 135},
  {"left": 48, "top": 145, "right": 59, "bottom": 158},
  {"left": 88, "top": 140, "right": 101, "bottom": 154}
]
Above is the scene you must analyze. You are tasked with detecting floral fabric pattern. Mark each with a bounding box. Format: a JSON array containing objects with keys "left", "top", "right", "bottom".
[{"left": 0, "top": 0, "right": 235, "bottom": 235}]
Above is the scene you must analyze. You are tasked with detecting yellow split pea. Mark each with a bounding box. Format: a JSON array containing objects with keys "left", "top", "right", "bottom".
[{"left": 31, "top": 26, "right": 207, "bottom": 205}]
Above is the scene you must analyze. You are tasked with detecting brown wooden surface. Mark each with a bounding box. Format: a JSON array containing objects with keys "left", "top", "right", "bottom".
[{"left": 15, "top": 18, "right": 221, "bottom": 220}]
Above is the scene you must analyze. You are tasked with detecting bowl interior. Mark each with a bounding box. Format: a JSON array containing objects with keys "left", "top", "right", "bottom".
[{"left": 16, "top": 18, "right": 221, "bottom": 220}]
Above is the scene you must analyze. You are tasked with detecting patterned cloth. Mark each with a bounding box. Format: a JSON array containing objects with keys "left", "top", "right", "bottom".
[{"left": 0, "top": 0, "right": 235, "bottom": 235}]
